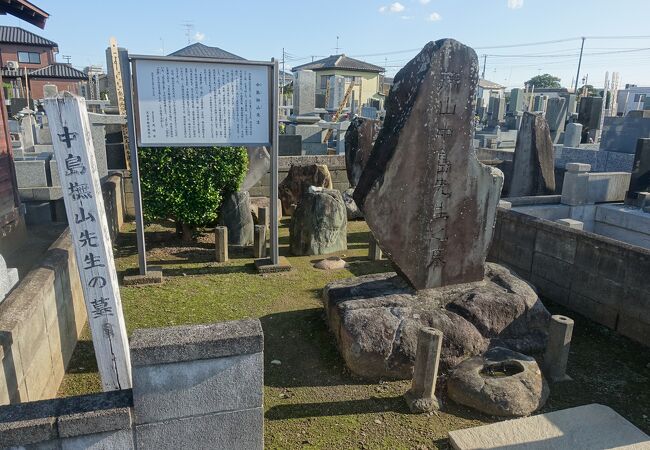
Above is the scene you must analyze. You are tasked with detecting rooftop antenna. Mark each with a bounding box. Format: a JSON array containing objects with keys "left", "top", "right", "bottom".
[
  {"left": 335, "top": 36, "right": 340, "bottom": 54},
  {"left": 62, "top": 55, "right": 71, "bottom": 64},
  {"left": 181, "top": 21, "right": 195, "bottom": 45}
]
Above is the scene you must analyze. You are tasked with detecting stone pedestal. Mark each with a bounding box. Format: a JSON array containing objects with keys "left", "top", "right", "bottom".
[
  {"left": 322, "top": 263, "right": 550, "bottom": 380},
  {"left": 543, "top": 315, "right": 574, "bottom": 382}
]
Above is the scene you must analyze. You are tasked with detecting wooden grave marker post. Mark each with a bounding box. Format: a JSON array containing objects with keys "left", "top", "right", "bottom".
[{"left": 44, "top": 93, "right": 132, "bottom": 391}]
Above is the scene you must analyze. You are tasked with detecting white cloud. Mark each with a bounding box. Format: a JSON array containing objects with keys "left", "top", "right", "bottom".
[
  {"left": 379, "top": 5, "right": 387, "bottom": 12},
  {"left": 194, "top": 31, "right": 205, "bottom": 42},
  {"left": 390, "top": 2, "right": 405, "bottom": 12},
  {"left": 401, "top": 15, "right": 413, "bottom": 20},
  {"left": 419, "top": 0, "right": 431, "bottom": 4},
  {"left": 507, "top": 0, "right": 524, "bottom": 9},
  {"left": 427, "top": 12, "right": 441, "bottom": 21}
]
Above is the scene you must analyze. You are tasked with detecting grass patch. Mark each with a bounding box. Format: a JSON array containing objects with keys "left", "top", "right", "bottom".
[{"left": 58, "top": 219, "right": 650, "bottom": 448}]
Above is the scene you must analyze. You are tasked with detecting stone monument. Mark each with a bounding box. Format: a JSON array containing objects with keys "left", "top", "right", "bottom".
[
  {"left": 624, "top": 138, "right": 650, "bottom": 209},
  {"left": 353, "top": 39, "right": 503, "bottom": 290},
  {"left": 323, "top": 39, "right": 550, "bottom": 381},
  {"left": 509, "top": 112, "right": 556, "bottom": 197},
  {"left": 545, "top": 97, "right": 567, "bottom": 143},
  {"left": 344, "top": 117, "right": 380, "bottom": 188},
  {"left": 278, "top": 164, "right": 332, "bottom": 215}
]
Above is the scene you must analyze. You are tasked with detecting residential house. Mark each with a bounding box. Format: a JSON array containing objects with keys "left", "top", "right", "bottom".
[
  {"left": 292, "top": 54, "right": 384, "bottom": 110},
  {"left": 616, "top": 85, "right": 650, "bottom": 116},
  {"left": 0, "top": 26, "right": 86, "bottom": 100}
]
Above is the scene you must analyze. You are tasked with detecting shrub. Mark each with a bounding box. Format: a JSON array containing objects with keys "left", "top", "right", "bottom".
[{"left": 138, "top": 146, "right": 248, "bottom": 241}]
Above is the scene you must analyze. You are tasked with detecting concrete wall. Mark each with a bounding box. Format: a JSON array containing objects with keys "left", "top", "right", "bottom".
[
  {"left": 0, "top": 174, "right": 125, "bottom": 405},
  {"left": 0, "top": 319, "right": 265, "bottom": 450},
  {"left": 489, "top": 207, "right": 650, "bottom": 346},
  {"left": 249, "top": 154, "right": 349, "bottom": 197}
]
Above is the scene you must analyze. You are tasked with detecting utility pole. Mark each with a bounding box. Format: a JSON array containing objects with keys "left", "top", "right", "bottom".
[
  {"left": 481, "top": 54, "right": 487, "bottom": 79},
  {"left": 574, "top": 37, "right": 586, "bottom": 92},
  {"left": 280, "top": 48, "right": 285, "bottom": 107}
]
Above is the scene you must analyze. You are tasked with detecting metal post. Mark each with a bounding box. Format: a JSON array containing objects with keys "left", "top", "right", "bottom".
[
  {"left": 122, "top": 51, "right": 148, "bottom": 275},
  {"left": 270, "top": 59, "right": 280, "bottom": 265},
  {"left": 574, "top": 37, "right": 586, "bottom": 92},
  {"left": 481, "top": 54, "right": 487, "bottom": 80}
]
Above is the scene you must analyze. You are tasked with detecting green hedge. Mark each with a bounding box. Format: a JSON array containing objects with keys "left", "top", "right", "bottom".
[{"left": 138, "top": 146, "right": 248, "bottom": 229}]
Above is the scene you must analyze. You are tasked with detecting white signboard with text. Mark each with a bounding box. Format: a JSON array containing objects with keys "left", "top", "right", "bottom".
[{"left": 133, "top": 58, "right": 271, "bottom": 146}]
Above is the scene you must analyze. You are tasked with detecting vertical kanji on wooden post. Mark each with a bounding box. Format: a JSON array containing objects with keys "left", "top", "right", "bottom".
[{"left": 44, "top": 92, "right": 132, "bottom": 391}]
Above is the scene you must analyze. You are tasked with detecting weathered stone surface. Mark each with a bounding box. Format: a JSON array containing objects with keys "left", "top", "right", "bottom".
[
  {"left": 241, "top": 147, "right": 270, "bottom": 192},
  {"left": 218, "top": 191, "right": 254, "bottom": 246},
  {"left": 353, "top": 39, "right": 503, "bottom": 290},
  {"left": 447, "top": 347, "right": 549, "bottom": 417},
  {"left": 290, "top": 188, "right": 347, "bottom": 256},
  {"left": 345, "top": 117, "right": 380, "bottom": 187},
  {"left": 322, "top": 263, "right": 550, "bottom": 379},
  {"left": 314, "top": 256, "right": 347, "bottom": 270},
  {"left": 278, "top": 164, "right": 332, "bottom": 215},
  {"left": 510, "top": 112, "right": 556, "bottom": 197},
  {"left": 342, "top": 188, "right": 362, "bottom": 220}
]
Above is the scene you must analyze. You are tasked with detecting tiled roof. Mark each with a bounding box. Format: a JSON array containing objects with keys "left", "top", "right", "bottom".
[
  {"left": 169, "top": 43, "right": 245, "bottom": 60},
  {"left": 292, "top": 55, "right": 384, "bottom": 73},
  {"left": 0, "top": 26, "right": 56, "bottom": 47},
  {"left": 28, "top": 63, "right": 86, "bottom": 79}
]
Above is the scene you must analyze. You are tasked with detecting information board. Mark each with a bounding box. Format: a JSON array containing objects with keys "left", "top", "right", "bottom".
[{"left": 132, "top": 57, "right": 271, "bottom": 146}]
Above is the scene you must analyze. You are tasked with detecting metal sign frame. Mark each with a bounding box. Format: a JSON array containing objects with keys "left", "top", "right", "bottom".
[{"left": 122, "top": 52, "right": 280, "bottom": 274}]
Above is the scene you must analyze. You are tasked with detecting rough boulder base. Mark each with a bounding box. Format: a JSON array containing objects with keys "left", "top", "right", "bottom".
[
  {"left": 342, "top": 188, "right": 363, "bottom": 220},
  {"left": 345, "top": 117, "right": 380, "bottom": 187},
  {"left": 447, "top": 347, "right": 549, "bottom": 417},
  {"left": 322, "top": 263, "right": 550, "bottom": 380},
  {"left": 278, "top": 164, "right": 333, "bottom": 215},
  {"left": 353, "top": 39, "right": 503, "bottom": 290},
  {"left": 289, "top": 188, "right": 347, "bottom": 256},
  {"left": 218, "top": 191, "right": 254, "bottom": 246},
  {"left": 509, "top": 112, "right": 556, "bottom": 197}
]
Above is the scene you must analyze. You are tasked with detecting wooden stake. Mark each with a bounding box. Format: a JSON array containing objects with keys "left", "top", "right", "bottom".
[{"left": 44, "top": 93, "right": 132, "bottom": 391}]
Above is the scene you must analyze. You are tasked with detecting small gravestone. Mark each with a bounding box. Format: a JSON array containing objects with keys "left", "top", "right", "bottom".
[
  {"left": 293, "top": 70, "right": 316, "bottom": 117},
  {"left": 289, "top": 188, "right": 347, "bottom": 255},
  {"left": 509, "top": 112, "right": 556, "bottom": 197},
  {"left": 327, "top": 75, "right": 346, "bottom": 110},
  {"left": 278, "top": 164, "right": 332, "bottom": 215},
  {"left": 345, "top": 117, "right": 380, "bottom": 187},
  {"left": 218, "top": 191, "right": 254, "bottom": 246},
  {"left": 625, "top": 138, "right": 650, "bottom": 208},
  {"left": 564, "top": 122, "right": 583, "bottom": 147},
  {"left": 353, "top": 39, "right": 503, "bottom": 290},
  {"left": 508, "top": 88, "right": 524, "bottom": 113},
  {"left": 545, "top": 96, "right": 567, "bottom": 143}
]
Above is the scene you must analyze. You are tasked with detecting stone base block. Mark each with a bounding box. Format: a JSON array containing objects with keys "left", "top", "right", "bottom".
[
  {"left": 403, "top": 390, "right": 440, "bottom": 413},
  {"left": 254, "top": 257, "right": 292, "bottom": 274},
  {"left": 123, "top": 266, "right": 163, "bottom": 286},
  {"left": 322, "top": 263, "right": 550, "bottom": 380}
]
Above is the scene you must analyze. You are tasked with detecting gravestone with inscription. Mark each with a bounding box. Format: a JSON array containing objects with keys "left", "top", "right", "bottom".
[
  {"left": 354, "top": 39, "right": 503, "bottom": 290},
  {"left": 324, "top": 40, "right": 550, "bottom": 380},
  {"left": 509, "top": 112, "right": 556, "bottom": 197}
]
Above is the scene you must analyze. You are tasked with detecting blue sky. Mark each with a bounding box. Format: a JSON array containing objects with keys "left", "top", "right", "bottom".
[{"left": 4, "top": 0, "right": 650, "bottom": 88}]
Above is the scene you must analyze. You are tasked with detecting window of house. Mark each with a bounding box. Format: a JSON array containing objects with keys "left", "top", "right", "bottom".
[
  {"left": 320, "top": 76, "right": 329, "bottom": 89},
  {"left": 17, "top": 52, "right": 41, "bottom": 64},
  {"left": 633, "top": 94, "right": 646, "bottom": 103}
]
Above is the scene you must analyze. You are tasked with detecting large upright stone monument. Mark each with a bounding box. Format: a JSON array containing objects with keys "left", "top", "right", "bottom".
[
  {"left": 509, "top": 112, "right": 556, "bottom": 197},
  {"left": 354, "top": 39, "right": 503, "bottom": 290},
  {"left": 324, "top": 39, "right": 550, "bottom": 381}
]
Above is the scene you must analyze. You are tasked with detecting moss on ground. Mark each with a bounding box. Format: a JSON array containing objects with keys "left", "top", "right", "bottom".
[{"left": 58, "top": 219, "right": 650, "bottom": 449}]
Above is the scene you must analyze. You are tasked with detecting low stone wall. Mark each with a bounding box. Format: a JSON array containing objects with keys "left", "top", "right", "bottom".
[
  {"left": 0, "top": 174, "right": 125, "bottom": 405},
  {"left": 489, "top": 207, "right": 649, "bottom": 346},
  {"left": 0, "top": 319, "right": 265, "bottom": 450}
]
